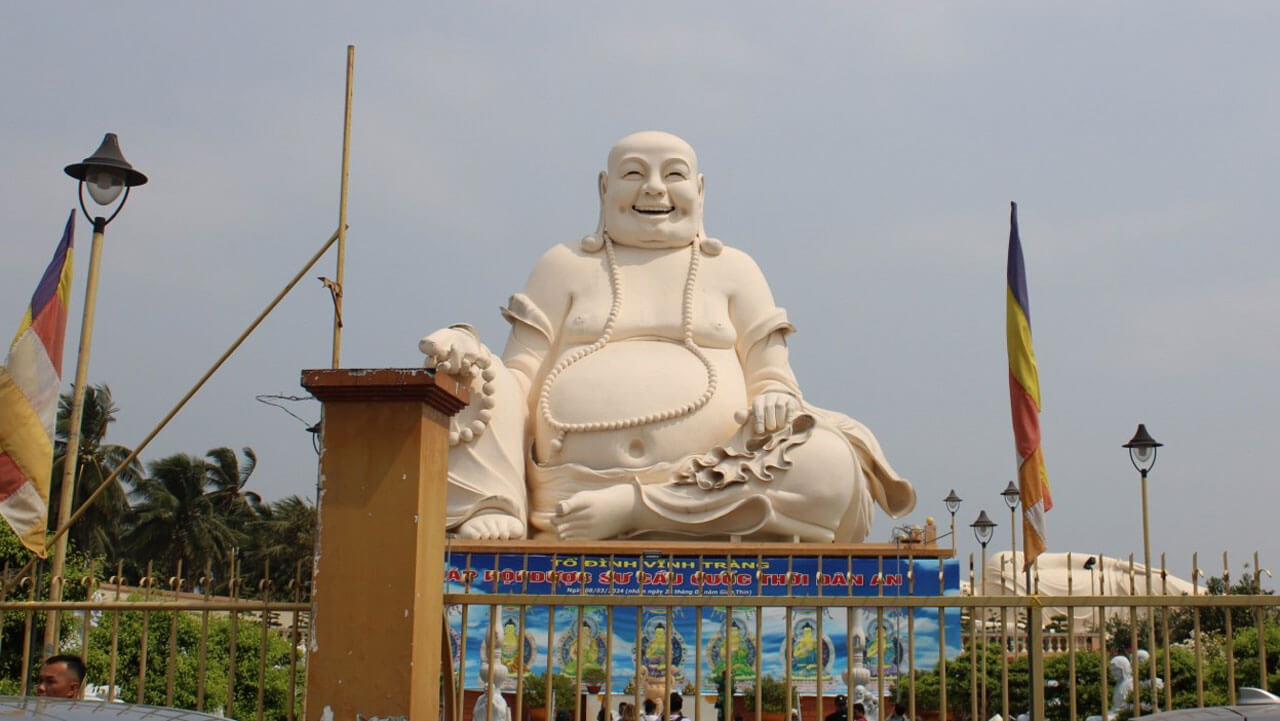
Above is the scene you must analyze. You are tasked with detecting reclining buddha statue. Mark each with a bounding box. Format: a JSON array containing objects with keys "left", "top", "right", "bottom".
[{"left": 420, "top": 131, "right": 915, "bottom": 542}]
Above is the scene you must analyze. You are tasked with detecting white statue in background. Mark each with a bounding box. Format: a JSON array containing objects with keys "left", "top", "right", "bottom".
[
  {"left": 1109, "top": 654, "right": 1134, "bottom": 716},
  {"left": 473, "top": 660, "right": 511, "bottom": 721},
  {"left": 1096, "top": 650, "right": 1162, "bottom": 720},
  {"left": 852, "top": 684, "right": 877, "bottom": 720},
  {"left": 421, "top": 131, "right": 915, "bottom": 541}
]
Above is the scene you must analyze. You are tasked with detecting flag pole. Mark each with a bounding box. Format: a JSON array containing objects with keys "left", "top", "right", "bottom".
[
  {"left": 42, "top": 214, "right": 107, "bottom": 657},
  {"left": 330, "top": 45, "right": 354, "bottom": 369},
  {"left": 1008, "top": 200, "right": 1049, "bottom": 719}
]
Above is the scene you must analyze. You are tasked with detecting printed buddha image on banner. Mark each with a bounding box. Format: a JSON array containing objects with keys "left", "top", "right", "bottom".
[{"left": 445, "top": 552, "right": 961, "bottom": 693}]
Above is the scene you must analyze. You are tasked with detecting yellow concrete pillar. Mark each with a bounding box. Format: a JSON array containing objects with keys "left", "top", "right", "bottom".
[{"left": 301, "top": 368, "right": 467, "bottom": 721}]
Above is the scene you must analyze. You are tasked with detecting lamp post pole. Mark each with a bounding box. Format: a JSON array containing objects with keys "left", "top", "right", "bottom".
[
  {"left": 938, "top": 490, "right": 960, "bottom": 721},
  {"left": 1002, "top": 482, "right": 1020, "bottom": 592},
  {"left": 1124, "top": 424, "right": 1163, "bottom": 716},
  {"left": 998, "top": 478, "right": 1018, "bottom": 721},
  {"left": 944, "top": 490, "right": 962, "bottom": 552},
  {"left": 1000, "top": 482, "right": 1020, "bottom": 721},
  {"left": 42, "top": 134, "right": 147, "bottom": 656},
  {"left": 972, "top": 511, "right": 996, "bottom": 721}
]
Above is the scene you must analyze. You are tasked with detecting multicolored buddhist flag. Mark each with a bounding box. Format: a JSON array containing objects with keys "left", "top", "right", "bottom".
[
  {"left": 1006, "top": 202, "right": 1050, "bottom": 571},
  {"left": 0, "top": 210, "right": 76, "bottom": 556}
]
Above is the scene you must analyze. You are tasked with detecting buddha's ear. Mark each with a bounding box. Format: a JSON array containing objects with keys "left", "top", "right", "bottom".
[{"left": 593, "top": 171, "right": 607, "bottom": 239}]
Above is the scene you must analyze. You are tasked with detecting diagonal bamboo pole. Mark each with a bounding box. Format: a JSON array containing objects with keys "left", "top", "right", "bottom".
[{"left": 331, "top": 45, "right": 354, "bottom": 369}]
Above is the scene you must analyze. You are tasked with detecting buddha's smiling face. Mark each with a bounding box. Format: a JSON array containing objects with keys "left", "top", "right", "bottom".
[{"left": 600, "top": 131, "right": 704, "bottom": 249}]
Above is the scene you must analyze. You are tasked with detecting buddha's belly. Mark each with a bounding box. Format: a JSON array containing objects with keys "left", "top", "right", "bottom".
[{"left": 535, "top": 341, "right": 747, "bottom": 469}]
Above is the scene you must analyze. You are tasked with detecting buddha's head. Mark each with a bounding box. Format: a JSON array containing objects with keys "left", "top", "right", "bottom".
[
  {"left": 651, "top": 623, "right": 667, "bottom": 644},
  {"left": 1109, "top": 655, "right": 1131, "bottom": 682},
  {"left": 799, "top": 623, "right": 815, "bottom": 641},
  {"left": 599, "top": 131, "right": 704, "bottom": 249}
]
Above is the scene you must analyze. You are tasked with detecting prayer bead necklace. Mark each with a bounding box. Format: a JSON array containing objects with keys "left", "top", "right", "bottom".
[
  {"left": 537, "top": 233, "right": 719, "bottom": 455},
  {"left": 442, "top": 349, "right": 498, "bottom": 447}
]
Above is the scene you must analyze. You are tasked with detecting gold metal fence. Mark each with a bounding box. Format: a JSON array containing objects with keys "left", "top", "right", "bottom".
[
  {"left": 2, "top": 549, "right": 1276, "bottom": 721},
  {"left": 442, "top": 549, "right": 1280, "bottom": 721},
  {"left": 0, "top": 559, "right": 310, "bottom": 721}
]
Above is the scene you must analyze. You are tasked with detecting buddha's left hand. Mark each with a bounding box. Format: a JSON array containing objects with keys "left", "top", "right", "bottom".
[{"left": 748, "top": 392, "right": 801, "bottom": 436}]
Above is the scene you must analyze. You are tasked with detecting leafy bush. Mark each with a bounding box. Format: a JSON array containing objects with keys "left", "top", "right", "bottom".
[
  {"left": 523, "top": 670, "right": 577, "bottom": 713},
  {"left": 85, "top": 607, "right": 303, "bottom": 720},
  {"left": 742, "top": 675, "right": 796, "bottom": 712}
]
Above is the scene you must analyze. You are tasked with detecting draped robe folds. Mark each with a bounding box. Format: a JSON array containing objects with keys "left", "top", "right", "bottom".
[{"left": 442, "top": 240, "right": 915, "bottom": 541}]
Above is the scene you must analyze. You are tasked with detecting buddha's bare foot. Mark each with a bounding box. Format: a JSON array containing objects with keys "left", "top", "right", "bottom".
[
  {"left": 551, "top": 484, "right": 641, "bottom": 540},
  {"left": 456, "top": 512, "right": 526, "bottom": 540}
]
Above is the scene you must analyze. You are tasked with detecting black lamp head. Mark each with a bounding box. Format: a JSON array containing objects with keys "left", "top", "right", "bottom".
[
  {"left": 970, "top": 510, "right": 997, "bottom": 547},
  {"left": 943, "top": 489, "right": 962, "bottom": 515},
  {"left": 65, "top": 133, "right": 148, "bottom": 186},
  {"left": 1123, "top": 423, "right": 1163, "bottom": 473},
  {"left": 65, "top": 133, "right": 148, "bottom": 208},
  {"left": 1001, "top": 481, "right": 1021, "bottom": 510}
]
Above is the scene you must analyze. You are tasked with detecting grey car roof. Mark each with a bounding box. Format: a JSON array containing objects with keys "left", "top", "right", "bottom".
[
  {"left": 0, "top": 697, "right": 225, "bottom": 721},
  {"left": 1143, "top": 705, "right": 1280, "bottom": 721}
]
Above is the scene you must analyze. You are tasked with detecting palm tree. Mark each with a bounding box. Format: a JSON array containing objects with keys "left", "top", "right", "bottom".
[
  {"left": 49, "top": 384, "right": 140, "bottom": 559},
  {"left": 204, "top": 446, "right": 261, "bottom": 533},
  {"left": 243, "top": 495, "right": 316, "bottom": 595},
  {"left": 122, "top": 453, "right": 239, "bottom": 582}
]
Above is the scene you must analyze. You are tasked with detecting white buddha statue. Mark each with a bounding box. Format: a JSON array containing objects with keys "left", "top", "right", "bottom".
[{"left": 421, "top": 131, "right": 915, "bottom": 541}]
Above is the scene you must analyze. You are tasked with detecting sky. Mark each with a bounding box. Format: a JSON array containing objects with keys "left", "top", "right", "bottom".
[{"left": 2, "top": 3, "right": 1277, "bottom": 585}]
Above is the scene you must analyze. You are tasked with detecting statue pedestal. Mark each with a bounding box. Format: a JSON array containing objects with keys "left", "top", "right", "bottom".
[{"left": 301, "top": 368, "right": 467, "bottom": 721}]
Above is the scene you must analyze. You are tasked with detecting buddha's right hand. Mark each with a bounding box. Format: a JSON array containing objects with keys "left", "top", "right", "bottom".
[{"left": 419, "top": 323, "right": 489, "bottom": 377}]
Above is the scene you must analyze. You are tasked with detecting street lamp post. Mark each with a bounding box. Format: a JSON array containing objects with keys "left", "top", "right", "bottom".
[
  {"left": 999, "top": 482, "right": 1019, "bottom": 721},
  {"left": 944, "top": 490, "right": 962, "bottom": 552},
  {"left": 1001, "top": 481, "right": 1021, "bottom": 591},
  {"left": 937, "top": 490, "right": 961, "bottom": 721},
  {"left": 42, "top": 134, "right": 147, "bottom": 655},
  {"left": 971, "top": 510, "right": 996, "bottom": 592},
  {"left": 1124, "top": 423, "right": 1163, "bottom": 716},
  {"left": 972, "top": 510, "right": 997, "bottom": 721}
]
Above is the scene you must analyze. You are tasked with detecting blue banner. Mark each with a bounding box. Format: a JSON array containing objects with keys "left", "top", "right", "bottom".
[{"left": 445, "top": 551, "right": 961, "bottom": 694}]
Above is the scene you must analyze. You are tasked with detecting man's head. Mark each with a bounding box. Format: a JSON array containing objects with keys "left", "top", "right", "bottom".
[
  {"left": 644, "top": 698, "right": 657, "bottom": 714},
  {"left": 669, "top": 692, "right": 684, "bottom": 712},
  {"left": 600, "top": 131, "right": 704, "bottom": 250},
  {"left": 835, "top": 694, "right": 847, "bottom": 709},
  {"left": 852, "top": 702, "right": 866, "bottom": 719},
  {"left": 37, "top": 655, "right": 85, "bottom": 698}
]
